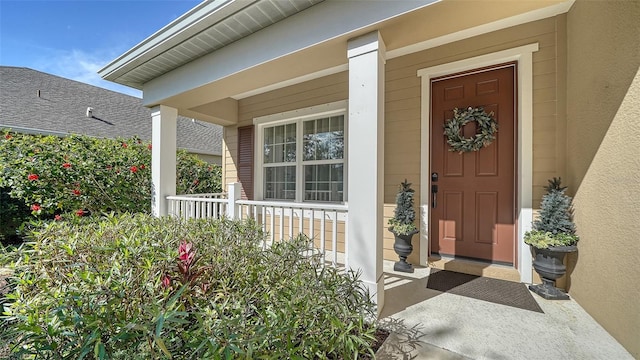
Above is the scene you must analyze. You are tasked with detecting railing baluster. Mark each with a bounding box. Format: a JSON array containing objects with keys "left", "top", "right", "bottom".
[
  {"left": 320, "top": 210, "right": 326, "bottom": 266},
  {"left": 270, "top": 206, "right": 275, "bottom": 245},
  {"left": 343, "top": 212, "right": 348, "bottom": 272},
  {"left": 261, "top": 206, "right": 267, "bottom": 250},
  {"left": 299, "top": 209, "right": 304, "bottom": 238},
  {"left": 309, "top": 209, "right": 315, "bottom": 248},
  {"left": 332, "top": 210, "right": 338, "bottom": 267},
  {"left": 288, "top": 207, "right": 294, "bottom": 239}
]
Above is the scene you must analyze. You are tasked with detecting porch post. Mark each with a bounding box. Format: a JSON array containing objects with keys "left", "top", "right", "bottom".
[
  {"left": 227, "top": 182, "right": 241, "bottom": 219},
  {"left": 347, "top": 31, "right": 386, "bottom": 312},
  {"left": 150, "top": 105, "right": 178, "bottom": 217}
]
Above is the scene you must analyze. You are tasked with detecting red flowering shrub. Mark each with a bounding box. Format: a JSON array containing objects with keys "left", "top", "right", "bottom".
[{"left": 0, "top": 130, "right": 222, "bottom": 221}]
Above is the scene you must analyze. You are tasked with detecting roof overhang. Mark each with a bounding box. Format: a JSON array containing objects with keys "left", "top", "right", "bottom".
[{"left": 100, "top": 0, "right": 574, "bottom": 125}]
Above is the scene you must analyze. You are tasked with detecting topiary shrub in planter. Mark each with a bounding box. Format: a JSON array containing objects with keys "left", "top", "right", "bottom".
[
  {"left": 524, "top": 177, "right": 579, "bottom": 300},
  {"left": 0, "top": 214, "right": 378, "bottom": 359},
  {"left": 388, "top": 179, "right": 419, "bottom": 273}
]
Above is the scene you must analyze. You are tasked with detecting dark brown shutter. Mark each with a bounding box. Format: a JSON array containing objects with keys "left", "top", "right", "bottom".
[{"left": 237, "top": 125, "right": 254, "bottom": 200}]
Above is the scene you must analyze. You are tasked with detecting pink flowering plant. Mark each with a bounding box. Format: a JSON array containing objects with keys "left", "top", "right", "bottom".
[{"left": 0, "top": 130, "right": 221, "bottom": 225}]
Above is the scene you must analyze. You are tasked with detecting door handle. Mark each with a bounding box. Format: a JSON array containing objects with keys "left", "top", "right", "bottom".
[{"left": 431, "top": 184, "right": 438, "bottom": 208}]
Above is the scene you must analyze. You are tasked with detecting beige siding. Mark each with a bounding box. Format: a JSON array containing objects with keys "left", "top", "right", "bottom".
[{"left": 224, "top": 16, "right": 568, "bottom": 263}]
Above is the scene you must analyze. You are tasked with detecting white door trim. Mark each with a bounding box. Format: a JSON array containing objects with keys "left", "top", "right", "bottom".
[{"left": 417, "top": 43, "right": 539, "bottom": 283}]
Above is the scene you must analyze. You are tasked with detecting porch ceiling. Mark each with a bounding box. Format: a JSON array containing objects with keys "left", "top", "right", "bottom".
[{"left": 100, "top": 0, "right": 573, "bottom": 126}]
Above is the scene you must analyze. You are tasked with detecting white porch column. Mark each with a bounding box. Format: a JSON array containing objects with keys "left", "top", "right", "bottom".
[
  {"left": 347, "top": 31, "right": 386, "bottom": 312},
  {"left": 151, "top": 105, "right": 178, "bottom": 217}
]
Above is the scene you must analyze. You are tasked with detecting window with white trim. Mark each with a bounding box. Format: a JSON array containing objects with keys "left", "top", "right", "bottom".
[{"left": 259, "top": 105, "right": 346, "bottom": 203}]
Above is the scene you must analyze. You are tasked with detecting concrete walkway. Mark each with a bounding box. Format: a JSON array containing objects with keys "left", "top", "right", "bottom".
[{"left": 376, "top": 262, "right": 633, "bottom": 360}]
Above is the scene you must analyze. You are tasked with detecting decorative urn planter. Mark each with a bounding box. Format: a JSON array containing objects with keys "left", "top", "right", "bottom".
[
  {"left": 529, "top": 245, "right": 577, "bottom": 300},
  {"left": 388, "top": 179, "right": 418, "bottom": 273},
  {"left": 390, "top": 228, "right": 418, "bottom": 273},
  {"left": 524, "top": 177, "right": 579, "bottom": 301}
]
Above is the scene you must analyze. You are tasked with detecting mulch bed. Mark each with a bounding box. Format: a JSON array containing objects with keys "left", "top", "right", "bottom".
[{"left": 371, "top": 328, "right": 391, "bottom": 353}]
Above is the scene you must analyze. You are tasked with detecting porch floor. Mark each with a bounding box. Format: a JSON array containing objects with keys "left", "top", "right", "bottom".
[{"left": 377, "top": 261, "right": 633, "bottom": 359}]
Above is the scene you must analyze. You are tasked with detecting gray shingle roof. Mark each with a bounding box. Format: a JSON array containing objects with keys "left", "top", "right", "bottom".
[{"left": 0, "top": 66, "right": 222, "bottom": 156}]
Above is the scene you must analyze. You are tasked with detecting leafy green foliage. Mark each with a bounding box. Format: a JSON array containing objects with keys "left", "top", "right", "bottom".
[
  {"left": 525, "top": 177, "right": 579, "bottom": 249},
  {"left": 1, "top": 215, "right": 377, "bottom": 359},
  {"left": 0, "top": 130, "right": 221, "bottom": 222},
  {"left": 522, "top": 230, "right": 578, "bottom": 249},
  {"left": 0, "top": 187, "right": 31, "bottom": 244},
  {"left": 389, "top": 179, "right": 418, "bottom": 236}
]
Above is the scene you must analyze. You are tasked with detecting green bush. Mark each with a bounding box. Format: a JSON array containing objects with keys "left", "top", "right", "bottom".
[
  {"left": 0, "top": 130, "right": 222, "bottom": 221},
  {"left": 0, "top": 187, "right": 31, "bottom": 244},
  {"left": 1, "top": 214, "right": 377, "bottom": 359}
]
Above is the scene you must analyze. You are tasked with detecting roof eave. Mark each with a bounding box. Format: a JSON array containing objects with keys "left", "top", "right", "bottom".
[{"left": 98, "top": 0, "right": 258, "bottom": 86}]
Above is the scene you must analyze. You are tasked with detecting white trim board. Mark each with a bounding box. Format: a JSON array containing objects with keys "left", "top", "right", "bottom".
[{"left": 417, "top": 43, "right": 539, "bottom": 284}]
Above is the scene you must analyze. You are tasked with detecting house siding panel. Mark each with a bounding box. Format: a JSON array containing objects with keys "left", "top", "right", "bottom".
[{"left": 223, "top": 16, "right": 566, "bottom": 263}]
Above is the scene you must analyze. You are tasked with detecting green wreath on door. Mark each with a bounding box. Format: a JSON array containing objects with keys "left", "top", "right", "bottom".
[{"left": 443, "top": 107, "right": 498, "bottom": 154}]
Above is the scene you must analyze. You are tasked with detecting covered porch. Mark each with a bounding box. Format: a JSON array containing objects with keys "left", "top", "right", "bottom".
[{"left": 99, "top": 1, "right": 579, "bottom": 310}]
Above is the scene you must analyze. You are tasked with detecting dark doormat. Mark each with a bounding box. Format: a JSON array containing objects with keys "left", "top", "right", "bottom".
[{"left": 426, "top": 269, "right": 543, "bottom": 313}]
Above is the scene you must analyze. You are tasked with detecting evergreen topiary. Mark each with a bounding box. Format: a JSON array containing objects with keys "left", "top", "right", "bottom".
[
  {"left": 525, "top": 177, "right": 579, "bottom": 249},
  {"left": 388, "top": 179, "right": 418, "bottom": 236}
]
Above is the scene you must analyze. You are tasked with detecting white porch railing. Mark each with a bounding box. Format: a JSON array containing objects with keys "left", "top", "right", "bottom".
[
  {"left": 166, "top": 193, "right": 227, "bottom": 220},
  {"left": 166, "top": 188, "right": 348, "bottom": 269}
]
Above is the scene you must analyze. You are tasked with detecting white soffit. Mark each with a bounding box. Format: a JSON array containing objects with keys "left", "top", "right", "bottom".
[{"left": 99, "top": 0, "right": 324, "bottom": 89}]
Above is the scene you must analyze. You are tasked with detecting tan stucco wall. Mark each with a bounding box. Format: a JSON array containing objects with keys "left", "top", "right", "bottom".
[{"left": 564, "top": 1, "right": 640, "bottom": 357}]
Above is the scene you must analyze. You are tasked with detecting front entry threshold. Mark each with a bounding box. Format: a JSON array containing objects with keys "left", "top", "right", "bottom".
[{"left": 428, "top": 255, "right": 520, "bottom": 282}]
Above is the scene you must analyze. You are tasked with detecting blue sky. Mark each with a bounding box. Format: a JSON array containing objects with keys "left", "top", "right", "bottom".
[{"left": 0, "top": 0, "right": 201, "bottom": 97}]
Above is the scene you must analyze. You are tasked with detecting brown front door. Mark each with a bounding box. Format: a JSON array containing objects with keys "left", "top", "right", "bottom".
[{"left": 430, "top": 64, "right": 516, "bottom": 264}]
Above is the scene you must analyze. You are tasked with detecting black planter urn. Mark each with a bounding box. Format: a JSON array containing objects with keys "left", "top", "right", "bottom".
[
  {"left": 390, "top": 228, "right": 418, "bottom": 273},
  {"left": 529, "top": 245, "right": 577, "bottom": 300}
]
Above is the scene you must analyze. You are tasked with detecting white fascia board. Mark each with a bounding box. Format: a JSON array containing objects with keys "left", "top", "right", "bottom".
[
  {"left": 98, "top": 0, "right": 258, "bottom": 83},
  {"left": 142, "top": 0, "right": 436, "bottom": 106}
]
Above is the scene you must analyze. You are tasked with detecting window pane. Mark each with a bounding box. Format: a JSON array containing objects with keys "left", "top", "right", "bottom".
[
  {"left": 304, "top": 164, "right": 343, "bottom": 202},
  {"left": 264, "top": 123, "right": 296, "bottom": 164},
  {"left": 286, "top": 123, "right": 296, "bottom": 142},
  {"left": 264, "top": 127, "right": 274, "bottom": 145},
  {"left": 264, "top": 144, "right": 273, "bottom": 163},
  {"left": 264, "top": 165, "right": 296, "bottom": 200},
  {"left": 302, "top": 116, "right": 344, "bottom": 161}
]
